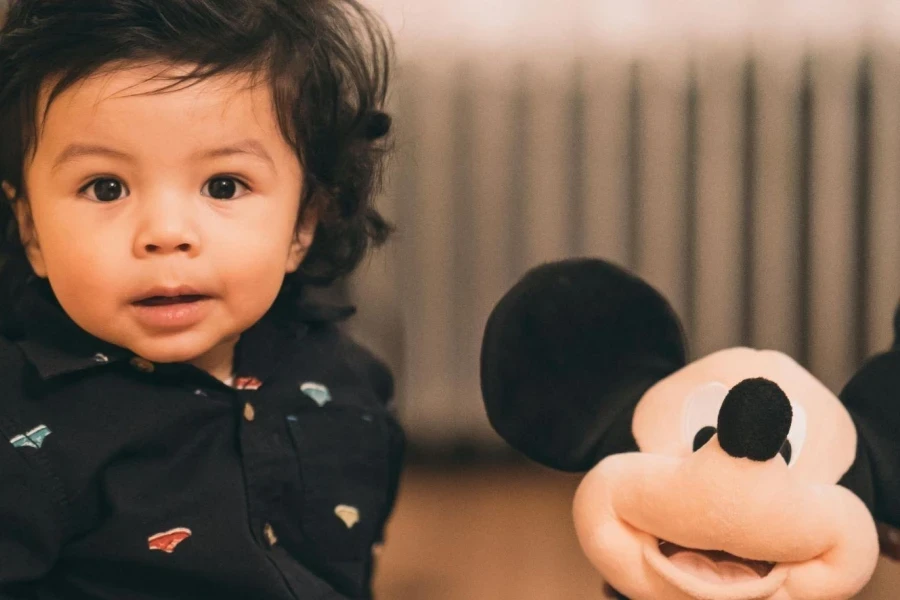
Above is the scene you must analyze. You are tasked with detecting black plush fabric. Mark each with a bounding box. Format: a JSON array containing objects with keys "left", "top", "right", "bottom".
[
  {"left": 716, "top": 378, "right": 793, "bottom": 462},
  {"left": 479, "top": 258, "right": 687, "bottom": 472},
  {"left": 839, "top": 349, "right": 900, "bottom": 531}
]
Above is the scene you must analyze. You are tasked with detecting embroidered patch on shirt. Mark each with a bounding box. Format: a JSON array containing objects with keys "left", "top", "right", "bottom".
[
  {"left": 334, "top": 504, "right": 360, "bottom": 529},
  {"left": 148, "top": 527, "right": 192, "bottom": 553},
  {"left": 300, "top": 382, "right": 331, "bottom": 406},
  {"left": 234, "top": 376, "right": 263, "bottom": 391},
  {"left": 10, "top": 425, "right": 52, "bottom": 449}
]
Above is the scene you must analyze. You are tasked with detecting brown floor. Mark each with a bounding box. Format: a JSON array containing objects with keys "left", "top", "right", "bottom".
[{"left": 372, "top": 462, "right": 900, "bottom": 600}]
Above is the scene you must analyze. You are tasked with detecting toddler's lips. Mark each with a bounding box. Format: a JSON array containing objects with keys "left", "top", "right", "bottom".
[
  {"left": 133, "top": 294, "right": 209, "bottom": 307},
  {"left": 130, "top": 294, "right": 212, "bottom": 329}
]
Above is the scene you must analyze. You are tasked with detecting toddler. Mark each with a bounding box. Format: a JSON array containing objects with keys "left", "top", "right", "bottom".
[{"left": 0, "top": 1, "right": 404, "bottom": 598}]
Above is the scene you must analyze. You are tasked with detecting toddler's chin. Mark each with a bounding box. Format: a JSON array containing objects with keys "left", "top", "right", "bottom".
[{"left": 123, "top": 333, "right": 234, "bottom": 366}]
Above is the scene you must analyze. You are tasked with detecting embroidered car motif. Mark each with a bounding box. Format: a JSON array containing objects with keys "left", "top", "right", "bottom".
[
  {"left": 148, "top": 527, "right": 192, "bottom": 553},
  {"left": 300, "top": 382, "right": 331, "bottom": 406},
  {"left": 10, "top": 425, "right": 52, "bottom": 449},
  {"left": 334, "top": 504, "right": 360, "bottom": 528},
  {"left": 234, "top": 376, "right": 263, "bottom": 390}
]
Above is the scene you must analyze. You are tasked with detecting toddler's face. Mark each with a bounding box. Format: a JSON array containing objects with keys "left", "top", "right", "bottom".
[{"left": 12, "top": 63, "right": 312, "bottom": 375}]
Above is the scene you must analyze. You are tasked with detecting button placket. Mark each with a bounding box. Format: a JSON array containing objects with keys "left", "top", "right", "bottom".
[
  {"left": 263, "top": 522, "right": 278, "bottom": 547},
  {"left": 129, "top": 356, "right": 155, "bottom": 373}
]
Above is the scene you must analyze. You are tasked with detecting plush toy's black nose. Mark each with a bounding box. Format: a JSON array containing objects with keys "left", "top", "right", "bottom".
[{"left": 717, "top": 378, "right": 793, "bottom": 461}]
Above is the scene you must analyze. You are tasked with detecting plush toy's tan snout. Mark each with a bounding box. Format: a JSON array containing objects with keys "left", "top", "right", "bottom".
[{"left": 573, "top": 350, "right": 880, "bottom": 600}]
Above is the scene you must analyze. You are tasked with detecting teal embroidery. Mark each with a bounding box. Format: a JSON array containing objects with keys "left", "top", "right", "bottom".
[
  {"left": 10, "top": 425, "right": 52, "bottom": 449},
  {"left": 300, "top": 382, "right": 331, "bottom": 407}
]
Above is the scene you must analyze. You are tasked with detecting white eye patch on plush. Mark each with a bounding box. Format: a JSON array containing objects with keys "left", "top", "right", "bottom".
[{"left": 682, "top": 381, "right": 807, "bottom": 466}]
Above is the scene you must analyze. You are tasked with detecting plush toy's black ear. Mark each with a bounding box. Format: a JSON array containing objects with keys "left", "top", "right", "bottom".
[{"left": 480, "top": 258, "right": 687, "bottom": 472}]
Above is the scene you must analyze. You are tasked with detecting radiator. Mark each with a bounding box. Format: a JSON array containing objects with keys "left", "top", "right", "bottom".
[{"left": 347, "top": 1, "right": 900, "bottom": 448}]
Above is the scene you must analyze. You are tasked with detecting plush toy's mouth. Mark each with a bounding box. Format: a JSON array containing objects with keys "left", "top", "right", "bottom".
[
  {"left": 644, "top": 537, "right": 787, "bottom": 600},
  {"left": 658, "top": 539, "right": 776, "bottom": 582}
]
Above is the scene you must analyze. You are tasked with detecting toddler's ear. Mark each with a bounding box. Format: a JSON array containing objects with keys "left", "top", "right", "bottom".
[
  {"left": 8, "top": 192, "right": 47, "bottom": 278},
  {"left": 285, "top": 205, "right": 319, "bottom": 274},
  {"left": 480, "top": 258, "right": 687, "bottom": 472},
  {"left": 1, "top": 181, "right": 16, "bottom": 201}
]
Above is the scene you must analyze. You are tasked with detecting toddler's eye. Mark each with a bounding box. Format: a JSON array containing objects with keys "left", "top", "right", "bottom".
[
  {"left": 203, "top": 177, "right": 249, "bottom": 200},
  {"left": 81, "top": 178, "right": 128, "bottom": 202}
]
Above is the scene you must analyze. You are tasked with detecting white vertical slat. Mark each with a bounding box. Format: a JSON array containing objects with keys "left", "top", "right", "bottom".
[
  {"left": 391, "top": 58, "right": 460, "bottom": 443},
  {"left": 867, "top": 23, "right": 900, "bottom": 355},
  {"left": 636, "top": 48, "right": 690, "bottom": 324},
  {"left": 464, "top": 54, "right": 522, "bottom": 444},
  {"left": 520, "top": 58, "right": 576, "bottom": 269},
  {"left": 749, "top": 19, "right": 805, "bottom": 357},
  {"left": 692, "top": 44, "right": 747, "bottom": 357},
  {"left": 579, "top": 3, "right": 649, "bottom": 266},
  {"left": 580, "top": 54, "right": 631, "bottom": 266},
  {"left": 808, "top": 45, "right": 862, "bottom": 392}
]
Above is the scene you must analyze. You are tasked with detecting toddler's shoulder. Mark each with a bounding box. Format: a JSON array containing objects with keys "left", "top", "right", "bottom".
[
  {"left": 302, "top": 323, "right": 394, "bottom": 405},
  {"left": 0, "top": 334, "right": 27, "bottom": 381}
]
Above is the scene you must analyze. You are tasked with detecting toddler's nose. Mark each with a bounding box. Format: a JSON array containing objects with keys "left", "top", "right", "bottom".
[{"left": 133, "top": 199, "right": 201, "bottom": 257}]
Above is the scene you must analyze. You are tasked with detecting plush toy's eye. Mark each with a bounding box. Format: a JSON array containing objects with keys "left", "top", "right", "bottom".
[
  {"left": 683, "top": 382, "right": 729, "bottom": 450},
  {"left": 692, "top": 425, "right": 717, "bottom": 451},
  {"left": 779, "top": 439, "right": 792, "bottom": 464}
]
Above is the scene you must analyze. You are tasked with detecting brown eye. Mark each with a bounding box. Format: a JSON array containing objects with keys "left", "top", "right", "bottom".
[
  {"left": 692, "top": 426, "right": 717, "bottom": 451},
  {"left": 83, "top": 178, "right": 127, "bottom": 202},
  {"left": 203, "top": 177, "right": 248, "bottom": 200}
]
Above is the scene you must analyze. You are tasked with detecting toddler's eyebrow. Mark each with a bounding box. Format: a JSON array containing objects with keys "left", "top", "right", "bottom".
[
  {"left": 51, "top": 139, "right": 276, "bottom": 172},
  {"left": 194, "top": 139, "right": 276, "bottom": 171},
  {"left": 52, "top": 144, "right": 133, "bottom": 172}
]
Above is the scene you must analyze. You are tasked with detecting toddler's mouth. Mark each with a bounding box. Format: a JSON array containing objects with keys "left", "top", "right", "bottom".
[{"left": 134, "top": 295, "right": 208, "bottom": 307}]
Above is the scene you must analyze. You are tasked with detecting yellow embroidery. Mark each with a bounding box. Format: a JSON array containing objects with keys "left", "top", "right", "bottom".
[{"left": 334, "top": 505, "right": 360, "bottom": 529}]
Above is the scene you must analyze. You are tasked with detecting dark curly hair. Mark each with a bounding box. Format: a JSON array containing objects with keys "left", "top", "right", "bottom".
[{"left": 0, "top": 0, "right": 393, "bottom": 328}]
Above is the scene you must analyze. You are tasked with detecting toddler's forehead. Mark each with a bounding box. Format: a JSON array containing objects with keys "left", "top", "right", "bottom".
[
  {"left": 39, "top": 63, "right": 269, "bottom": 125},
  {"left": 31, "top": 63, "right": 294, "bottom": 171}
]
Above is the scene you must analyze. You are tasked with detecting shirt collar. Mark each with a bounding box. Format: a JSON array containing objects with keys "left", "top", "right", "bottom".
[
  {"left": 11, "top": 277, "right": 355, "bottom": 381},
  {"left": 233, "top": 296, "right": 356, "bottom": 384},
  {"left": 13, "top": 278, "right": 130, "bottom": 379}
]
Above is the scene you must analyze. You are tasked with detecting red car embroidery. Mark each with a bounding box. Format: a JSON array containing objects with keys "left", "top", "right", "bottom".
[
  {"left": 234, "top": 376, "right": 262, "bottom": 390},
  {"left": 148, "top": 527, "right": 192, "bottom": 553}
]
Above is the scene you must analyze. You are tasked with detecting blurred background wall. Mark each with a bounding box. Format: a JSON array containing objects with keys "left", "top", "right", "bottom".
[{"left": 348, "top": 0, "right": 900, "bottom": 454}]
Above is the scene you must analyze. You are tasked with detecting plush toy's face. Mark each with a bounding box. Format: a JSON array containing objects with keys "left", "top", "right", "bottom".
[
  {"left": 572, "top": 348, "right": 879, "bottom": 600},
  {"left": 482, "top": 259, "right": 899, "bottom": 600}
]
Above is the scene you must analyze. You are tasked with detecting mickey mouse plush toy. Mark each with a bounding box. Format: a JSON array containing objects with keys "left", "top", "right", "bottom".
[{"left": 480, "top": 258, "right": 900, "bottom": 600}]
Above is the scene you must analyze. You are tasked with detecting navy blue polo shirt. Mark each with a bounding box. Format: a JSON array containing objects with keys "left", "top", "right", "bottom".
[{"left": 0, "top": 279, "right": 405, "bottom": 599}]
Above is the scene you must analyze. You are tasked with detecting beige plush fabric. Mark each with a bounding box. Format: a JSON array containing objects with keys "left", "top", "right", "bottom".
[{"left": 573, "top": 348, "right": 878, "bottom": 600}]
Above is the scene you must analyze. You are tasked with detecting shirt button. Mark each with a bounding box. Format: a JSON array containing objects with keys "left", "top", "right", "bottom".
[
  {"left": 193, "top": 389, "right": 208, "bottom": 397},
  {"left": 243, "top": 402, "right": 256, "bottom": 422},
  {"left": 263, "top": 522, "right": 278, "bottom": 547},
  {"left": 92, "top": 352, "right": 109, "bottom": 364},
  {"left": 129, "top": 356, "right": 155, "bottom": 373}
]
